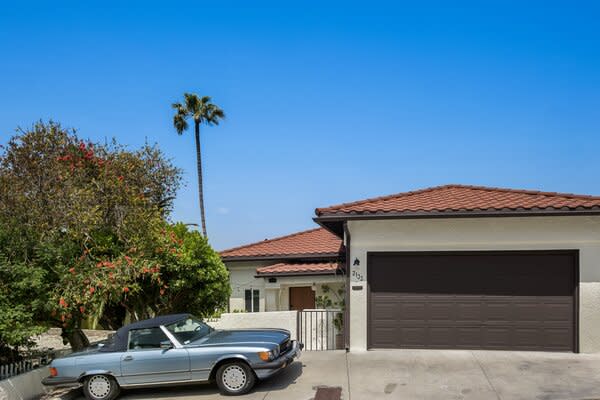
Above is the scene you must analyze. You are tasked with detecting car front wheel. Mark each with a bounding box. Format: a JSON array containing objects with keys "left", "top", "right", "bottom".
[
  {"left": 82, "top": 374, "right": 121, "bottom": 400},
  {"left": 216, "top": 361, "right": 256, "bottom": 395}
]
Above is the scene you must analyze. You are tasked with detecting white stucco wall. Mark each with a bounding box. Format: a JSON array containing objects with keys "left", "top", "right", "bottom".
[
  {"left": 226, "top": 261, "right": 345, "bottom": 312},
  {"left": 210, "top": 311, "right": 299, "bottom": 340},
  {"left": 347, "top": 216, "right": 600, "bottom": 352},
  {"left": 226, "top": 261, "right": 271, "bottom": 312}
]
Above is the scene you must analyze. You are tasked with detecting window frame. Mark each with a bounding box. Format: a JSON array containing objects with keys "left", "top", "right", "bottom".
[{"left": 244, "top": 288, "right": 260, "bottom": 312}]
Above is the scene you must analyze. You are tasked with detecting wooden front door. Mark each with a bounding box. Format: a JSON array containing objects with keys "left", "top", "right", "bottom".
[{"left": 289, "top": 286, "right": 316, "bottom": 311}]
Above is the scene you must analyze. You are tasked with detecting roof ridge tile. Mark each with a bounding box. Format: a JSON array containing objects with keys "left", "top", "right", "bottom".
[
  {"left": 220, "top": 227, "right": 343, "bottom": 259},
  {"left": 315, "top": 184, "right": 456, "bottom": 215},
  {"left": 220, "top": 227, "right": 323, "bottom": 255}
]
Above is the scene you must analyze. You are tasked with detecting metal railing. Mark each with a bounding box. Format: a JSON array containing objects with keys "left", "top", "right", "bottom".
[
  {"left": 1, "top": 352, "right": 47, "bottom": 380},
  {"left": 297, "top": 309, "right": 344, "bottom": 351},
  {"left": 0, "top": 359, "right": 39, "bottom": 380},
  {"left": 0, "top": 348, "right": 71, "bottom": 381}
]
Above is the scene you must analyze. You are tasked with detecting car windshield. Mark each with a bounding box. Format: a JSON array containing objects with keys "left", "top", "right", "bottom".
[
  {"left": 98, "top": 333, "right": 115, "bottom": 347},
  {"left": 165, "top": 317, "right": 214, "bottom": 345}
]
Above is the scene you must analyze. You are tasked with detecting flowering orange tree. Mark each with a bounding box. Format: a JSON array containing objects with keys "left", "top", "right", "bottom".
[
  {"left": 53, "top": 223, "right": 229, "bottom": 336},
  {"left": 0, "top": 121, "right": 229, "bottom": 351}
]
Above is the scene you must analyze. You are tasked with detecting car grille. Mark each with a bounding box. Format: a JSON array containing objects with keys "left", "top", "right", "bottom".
[{"left": 280, "top": 339, "right": 291, "bottom": 354}]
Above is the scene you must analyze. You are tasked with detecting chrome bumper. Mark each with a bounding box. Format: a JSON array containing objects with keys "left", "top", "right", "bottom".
[
  {"left": 41, "top": 376, "right": 80, "bottom": 387},
  {"left": 252, "top": 340, "right": 302, "bottom": 370}
]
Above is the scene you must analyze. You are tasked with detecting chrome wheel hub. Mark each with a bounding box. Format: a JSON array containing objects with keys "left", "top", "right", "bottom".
[
  {"left": 88, "top": 375, "right": 111, "bottom": 399},
  {"left": 222, "top": 365, "right": 246, "bottom": 391}
]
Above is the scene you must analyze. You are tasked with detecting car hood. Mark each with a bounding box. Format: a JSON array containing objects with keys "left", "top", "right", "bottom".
[{"left": 190, "top": 329, "right": 289, "bottom": 347}]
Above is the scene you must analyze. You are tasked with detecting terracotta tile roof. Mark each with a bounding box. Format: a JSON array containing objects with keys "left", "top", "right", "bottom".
[
  {"left": 220, "top": 228, "right": 343, "bottom": 260},
  {"left": 256, "top": 262, "right": 341, "bottom": 276},
  {"left": 315, "top": 184, "right": 600, "bottom": 216}
]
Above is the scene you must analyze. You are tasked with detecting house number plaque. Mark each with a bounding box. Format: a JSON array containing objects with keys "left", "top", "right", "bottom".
[{"left": 351, "top": 268, "right": 364, "bottom": 282}]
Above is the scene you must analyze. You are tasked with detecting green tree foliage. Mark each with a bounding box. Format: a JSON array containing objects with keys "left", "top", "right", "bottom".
[
  {"left": 0, "top": 121, "right": 229, "bottom": 351},
  {"left": 125, "top": 223, "right": 230, "bottom": 320},
  {"left": 0, "top": 239, "right": 46, "bottom": 358}
]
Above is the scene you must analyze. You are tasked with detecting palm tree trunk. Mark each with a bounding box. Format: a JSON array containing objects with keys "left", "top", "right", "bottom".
[{"left": 194, "top": 121, "right": 208, "bottom": 237}]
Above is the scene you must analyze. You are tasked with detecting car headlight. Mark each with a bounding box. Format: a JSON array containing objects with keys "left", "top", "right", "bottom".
[{"left": 258, "top": 350, "right": 275, "bottom": 361}]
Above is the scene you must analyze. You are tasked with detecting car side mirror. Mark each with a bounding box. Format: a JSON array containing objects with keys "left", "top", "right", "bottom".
[{"left": 160, "top": 340, "right": 173, "bottom": 349}]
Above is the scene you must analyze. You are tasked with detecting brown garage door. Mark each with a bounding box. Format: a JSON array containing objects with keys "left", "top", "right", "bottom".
[{"left": 368, "top": 251, "right": 577, "bottom": 351}]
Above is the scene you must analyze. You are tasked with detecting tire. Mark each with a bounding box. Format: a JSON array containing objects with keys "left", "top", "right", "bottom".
[
  {"left": 215, "top": 361, "right": 256, "bottom": 396},
  {"left": 82, "top": 374, "right": 121, "bottom": 400}
]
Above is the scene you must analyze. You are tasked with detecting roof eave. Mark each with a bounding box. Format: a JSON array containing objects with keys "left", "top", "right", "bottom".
[
  {"left": 315, "top": 208, "right": 600, "bottom": 238},
  {"left": 221, "top": 252, "right": 343, "bottom": 262},
  {"left": 255, "top": 269, "right": 343, "bottom": 278}
]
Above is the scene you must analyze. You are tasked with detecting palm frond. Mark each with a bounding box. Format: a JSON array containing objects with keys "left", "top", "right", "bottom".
[
  {"left": 173, "top": 113, "right": 188, "bottom": 134},
  {"left": 206, "top": 104, "right": 225, "bottom": 125},
  {"left": 174, "top": 92, "right": 224, "bottom": 128},
  {"left": 184, "top": 93, "right": 200, "bottom": 114}
]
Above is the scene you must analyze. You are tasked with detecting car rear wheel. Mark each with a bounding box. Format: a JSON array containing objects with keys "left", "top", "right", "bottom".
[
  {"left": 82, "top": 374, "right": 120, "bottom": 400},
  {"left": 216, "top": 361, "right": 256, "bottom": 395}
]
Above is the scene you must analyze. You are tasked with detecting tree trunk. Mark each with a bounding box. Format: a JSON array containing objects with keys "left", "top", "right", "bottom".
[
  {"left": 62, "top": 327, "right": 90, "bottom": 352},
  {"left": 194, "top": 121, "right": 207, "bottom": 237}
]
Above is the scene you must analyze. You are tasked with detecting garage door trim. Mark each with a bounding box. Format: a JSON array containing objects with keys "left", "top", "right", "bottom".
[{"left": 366, "top": 250, "right": 579, "bottom": 352}]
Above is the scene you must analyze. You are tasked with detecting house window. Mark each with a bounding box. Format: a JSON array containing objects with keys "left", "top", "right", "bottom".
[{"left": 245, "top": 289, "right": 260, "bottom": 312}]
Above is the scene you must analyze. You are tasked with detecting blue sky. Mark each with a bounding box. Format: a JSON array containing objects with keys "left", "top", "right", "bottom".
[{"left": 1, "top": 1, "right": 599, "bottom": 250}]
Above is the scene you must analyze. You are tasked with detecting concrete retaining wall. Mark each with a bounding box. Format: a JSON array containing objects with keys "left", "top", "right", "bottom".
[
  {"left": 0, "top": 367, "right": 50, "bottom": 400},
  {"left": 209, "top": 311, "right": 298, "bottom": 340}
]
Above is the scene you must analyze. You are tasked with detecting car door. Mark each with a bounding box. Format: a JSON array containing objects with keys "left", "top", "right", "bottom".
[{"left": 120, "top": 327, "right": 191, "bottom": 385}]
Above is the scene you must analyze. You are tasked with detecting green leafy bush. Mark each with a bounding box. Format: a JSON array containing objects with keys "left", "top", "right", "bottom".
[{"left": 0, "top": 121, "right": 229, "bottom": 351}]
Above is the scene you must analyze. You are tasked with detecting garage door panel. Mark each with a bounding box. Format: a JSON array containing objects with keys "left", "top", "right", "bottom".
[
  {"left": 483, "top": 327, "right": 510, "bottom": 346},
  {"left": 513, "top": 303, "right": 542, "bottom": 322},
  {"left": 457, "top": 327, "right": 482, "bottom": 346},
  {"left": 513, "top": 328, "right": 542, "bottom": 348},
  {"left": 430, "top": 327, "right": 455, "bottom": 345},
  {"left": 401, "top": 301, "right": 427, "bottom": 321},
  {"left": 401, "top": 327, "right": 427, "bottom": 346},
  {"left": 544, "top": 303, "right": 573, "bottom": 322},
  {"left": 368, "top": 252, "right": 576, "bottom": 351},
  {"left": 544, "top": 328, "right": 573, "bottom": 349},
  {"left": 427, "top": 302, "right": 456, "bottom": 321},
  {"left": 457, "top": 302, "right": 483, "bottom": 321},
  {"left": 370, "top": 302, "right": 396, "bottom": 320}
]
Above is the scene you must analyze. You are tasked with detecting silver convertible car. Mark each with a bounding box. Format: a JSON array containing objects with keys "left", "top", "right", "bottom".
[{"left": 42, "top": 314, "right": 302, "bottom": 399}]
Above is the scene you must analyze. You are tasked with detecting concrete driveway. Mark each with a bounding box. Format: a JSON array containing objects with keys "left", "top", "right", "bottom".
[
  {"left": 349, "top": 350, "right": 600, "bottom": 400},
  {"left": 66, "top": 350, "right": 600, "bottom": 400}
]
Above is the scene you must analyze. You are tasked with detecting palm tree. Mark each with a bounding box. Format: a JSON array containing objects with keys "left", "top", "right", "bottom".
[{"left": 172, "top": 93, "right": 225, "bottom": 237}]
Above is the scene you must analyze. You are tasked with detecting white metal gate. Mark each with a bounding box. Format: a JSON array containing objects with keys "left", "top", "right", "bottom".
[{"left": 297, "top": 309, "right": 343, "bottom": 350}]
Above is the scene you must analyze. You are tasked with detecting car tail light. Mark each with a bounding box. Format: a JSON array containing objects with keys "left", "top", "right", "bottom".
[{"left": 49, "top": 367, "right": 58, "bottom": 377}]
